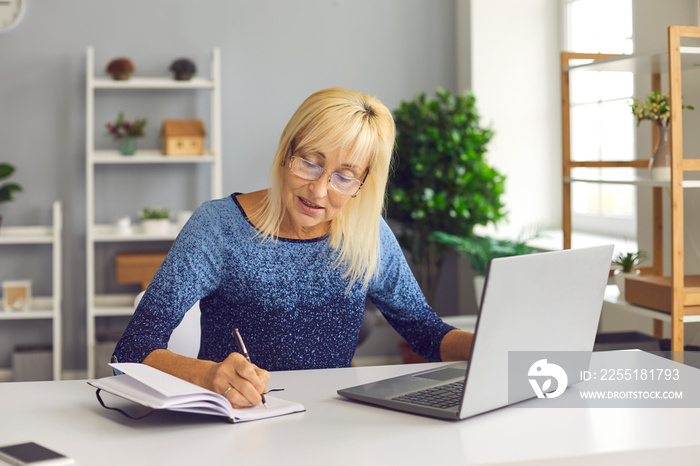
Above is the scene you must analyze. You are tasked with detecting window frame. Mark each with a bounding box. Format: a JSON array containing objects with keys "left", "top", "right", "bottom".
[{"left": 563, "top": 0, "right": 637, "bottom": 240}]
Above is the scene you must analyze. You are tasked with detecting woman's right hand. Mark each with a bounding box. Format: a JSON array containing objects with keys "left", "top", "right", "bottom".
[{"left": 206, "top": 352, "right": 270, "bottom": 408}]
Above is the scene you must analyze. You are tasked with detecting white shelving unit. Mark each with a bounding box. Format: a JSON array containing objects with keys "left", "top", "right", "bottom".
[
  {"left": 0, "top": 201, "right": 62, "bottom": 380},
  {"left": 561, "top": 26, "right": 700, "bottom": 351},
  {"left": 85, "top": 47, "right": 222, "bottom": 378}
]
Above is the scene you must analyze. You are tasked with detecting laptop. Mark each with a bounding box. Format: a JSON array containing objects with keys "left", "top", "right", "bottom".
[{"left": 338, "top": 245, "right": 613, "bottom": 420}]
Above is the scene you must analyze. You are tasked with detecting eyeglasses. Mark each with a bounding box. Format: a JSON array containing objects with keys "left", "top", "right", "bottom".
[{"left": 289, "top": 153, "right": 367, "bottom": 197}]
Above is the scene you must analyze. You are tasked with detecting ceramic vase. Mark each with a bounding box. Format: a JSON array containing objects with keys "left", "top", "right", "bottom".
[
  {"left": 119, "top": 137, "right": 137, "bottom": 156},
  {"left": 650, "top": 123, "right": 671, "bottom": 181}
]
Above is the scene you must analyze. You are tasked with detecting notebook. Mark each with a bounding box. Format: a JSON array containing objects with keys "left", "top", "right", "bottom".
[
  {"left": 338, "top": 245, "right": 613, "bottom": 420},
  {"left": 89, "top": 363, "right": 305, "bottom": 423}
]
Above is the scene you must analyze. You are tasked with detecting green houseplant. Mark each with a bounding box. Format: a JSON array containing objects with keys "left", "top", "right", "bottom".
[
  {"left": 0, "top": 163, "right": 22, "bottom": 228},
  {"left": 429, "top": 230, "right": 538, "bottom": 305},
  {"left": 139, "top": 207, "right": 171, "bottom": 220},
  {"left": 139, "top": 207, "right": 171, "bottom": 235},
  {"left": 612, "top": 250, "right": 647, "bottom": 297},
  {"left": 631, "top": 89, "right": 693, "bottom": 128},
  {"left": 429, "top": 231, "right": 536, "bottom": 276},
  {"left": 387, "top": 88, "right": 506, "bottom": 303},
  {"left": 631, "top": 90, "right": 693, "bottom": 181},
  {"left": 612, "top": 250, "right": 647, "bottom": 273},
  {"left": 106, "top": 112, "right": 147, "bottom": 156}
]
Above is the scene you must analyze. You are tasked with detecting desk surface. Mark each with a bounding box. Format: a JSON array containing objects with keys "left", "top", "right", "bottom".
[{"left": 2, "top": 351, "right": 700, "bottom": 466}]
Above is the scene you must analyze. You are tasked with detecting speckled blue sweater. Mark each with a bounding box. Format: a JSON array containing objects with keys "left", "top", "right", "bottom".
[{"left": 112, "top": 194, "right": 455, "bottom": 371}]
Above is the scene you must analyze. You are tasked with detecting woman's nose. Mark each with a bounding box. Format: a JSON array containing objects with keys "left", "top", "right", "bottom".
[{"left": 308, "top": 173, "right": 330, "bottom": 197}]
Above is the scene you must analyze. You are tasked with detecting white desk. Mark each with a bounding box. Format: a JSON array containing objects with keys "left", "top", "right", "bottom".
[{"left": 1, "top": 351, "right": 700, "bottom": 465}]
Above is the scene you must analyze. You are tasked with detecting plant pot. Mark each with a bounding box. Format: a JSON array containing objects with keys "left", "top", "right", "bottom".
[
  {"left": 141, "top": 219, "right": 171, "bottom": 235},
  {"left": 650, "top": 123, "right": 671, "bottom": 181},
  {"left": 173, "top": 72, "right": 194, "bottom": 81},
  {"left": 119, "top": 138, "right": 137, "bottom": 156},
  {"left": 614, "top": 269, "right": 640, "bottom": 300}
]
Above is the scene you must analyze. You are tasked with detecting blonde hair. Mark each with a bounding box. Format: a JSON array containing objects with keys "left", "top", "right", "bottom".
[{"left": 251, "top": 88, "right": 395, "bottom": 290}]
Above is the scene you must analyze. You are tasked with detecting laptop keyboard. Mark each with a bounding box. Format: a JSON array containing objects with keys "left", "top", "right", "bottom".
[{"left": 392, "top": 381, "right": 464, "bottom": 410}]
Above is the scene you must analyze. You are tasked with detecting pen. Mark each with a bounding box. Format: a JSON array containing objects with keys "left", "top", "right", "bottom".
[{"left": 233, "top": 328, "right": 268, "bottom": 408}]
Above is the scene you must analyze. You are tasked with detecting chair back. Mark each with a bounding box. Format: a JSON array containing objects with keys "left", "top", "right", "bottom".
[{"left": 134, "top": 292, "right": 201, "bottom": 358}]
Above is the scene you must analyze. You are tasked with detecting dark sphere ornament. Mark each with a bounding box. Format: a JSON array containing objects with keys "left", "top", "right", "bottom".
[{"left": 169, "top": 58, "right": 197, "bottom": 81}]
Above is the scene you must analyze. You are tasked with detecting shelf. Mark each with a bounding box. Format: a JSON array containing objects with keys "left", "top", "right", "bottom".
[
  {"left": 565, "top": 47, "right": 700, "bottom": 73},
  {"left": 92, "top": 77, "right": 215, "bottom": 89},
  {"left": 603, "top": 285, "right": 700, "bottom": 323},
  {"left": 0, "top": 202, "right": 62, "bottom": 380},
  {"left": 0, "top": 312, "right": 54, "bottom": 320},
  {"left": 0, "top": 226, "right": 54, "bottom": 244},
  {"left": 85, "top": 47, "right": 222, "bottom": 378},
  {"left": 92, "top": 293, "right": 139, "bottom": 317},
  {"left": 91, "top": 223, "right": 181, "bottom": 242},
  {"left": 90, "top": 150, "right": 216, "bottom": 164},
  {"left": 565, "top": 176, "right": 700, "bottom": 188},
  {"left": 562, "top": 26, "right": 700, "bottom": 352},
  {"left": 0, "top": 297, "right": 56, "bottom": 320}
]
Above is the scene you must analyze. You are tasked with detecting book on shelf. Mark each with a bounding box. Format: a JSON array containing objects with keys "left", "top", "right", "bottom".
[{"left": 88, "top": 362, "right": 305, "bottom": 423}]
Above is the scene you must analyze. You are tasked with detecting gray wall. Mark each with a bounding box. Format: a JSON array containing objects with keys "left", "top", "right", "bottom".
[
  {"left": 0, "top": 0, "right": 458, "bottom": 372},
  {"left": 466, "top": 0, "right": 561, "bottom": 238}
]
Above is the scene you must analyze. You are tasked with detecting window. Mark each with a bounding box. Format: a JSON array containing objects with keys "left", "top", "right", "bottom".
[{"left": 564, "top": 0, "right": 636, "bottom": 239}]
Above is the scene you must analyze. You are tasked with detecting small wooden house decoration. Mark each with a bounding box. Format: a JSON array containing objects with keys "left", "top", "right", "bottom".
[{"left": 161, "top": 119, "right": 206, "bottom": 156}]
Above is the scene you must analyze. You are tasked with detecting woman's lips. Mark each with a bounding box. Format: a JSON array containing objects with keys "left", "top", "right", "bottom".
[{"left": 298, "top": 196, "right": 324, "bottom": 213}]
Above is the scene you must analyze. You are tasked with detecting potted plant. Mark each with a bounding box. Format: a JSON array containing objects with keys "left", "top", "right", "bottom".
[
  {"left": 387, "top": 88, "right": 506, "bottom": 303},
  {"left": 106, "top": 112, "right": 147, "bottom": 156},
  {"left": 631, "top": 90, "right": 693, "bottom": 181},
  {"left": 612, "top": 250, "right": 647, "bottom": 298},
  {"left": 139, "top": 207, "right": 171, "bottom": 235},
  {"left": 429, "top": 230, "right": 538, "bottom": 304},
  {"left": 0, "top": 163, "right": 22, "bottom": 228},
  {"left": 106, "top": 57, "right": 135, "bottom": 80},
  {"left": 169, "top": 58, "right": 196, "bottom": 81}
]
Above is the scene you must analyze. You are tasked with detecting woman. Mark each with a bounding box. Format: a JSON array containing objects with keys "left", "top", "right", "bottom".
[{"left": 113, "top": 88, "right": 474, "bottom": 409}]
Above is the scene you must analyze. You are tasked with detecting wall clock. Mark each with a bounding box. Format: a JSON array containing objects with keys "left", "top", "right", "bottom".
[{"left": 0, "top": 0, "right": 25, "bottom": 33}]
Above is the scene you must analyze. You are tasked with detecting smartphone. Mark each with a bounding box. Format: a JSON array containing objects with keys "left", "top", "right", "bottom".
[{"left": 0, "top": 442, "right": 74, "bottom": 465}]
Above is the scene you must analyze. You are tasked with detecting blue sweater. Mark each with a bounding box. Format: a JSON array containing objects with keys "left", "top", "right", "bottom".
[{"left": 113, "top": 194, "right": 455, "bottom": 371}]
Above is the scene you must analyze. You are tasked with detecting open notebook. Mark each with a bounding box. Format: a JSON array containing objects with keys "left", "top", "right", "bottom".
[{"left": 88, "top": 363, "right": 305, "bottom": 423}]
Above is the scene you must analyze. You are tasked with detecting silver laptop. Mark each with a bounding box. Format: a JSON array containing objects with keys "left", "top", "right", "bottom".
[{"left": 338, "top": 245, "right": 613, "bottom": 420}]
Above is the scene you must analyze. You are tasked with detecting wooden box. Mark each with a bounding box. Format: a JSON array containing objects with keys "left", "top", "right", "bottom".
[
  {"left": 161, "top": 119, "right": 206, "bottom": 156},
  {"left": 115, "top": 252, "right": 168, "bottom": 290},
  {"left": 625, "top": 275, "right": 700, "bottom": 315}
]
